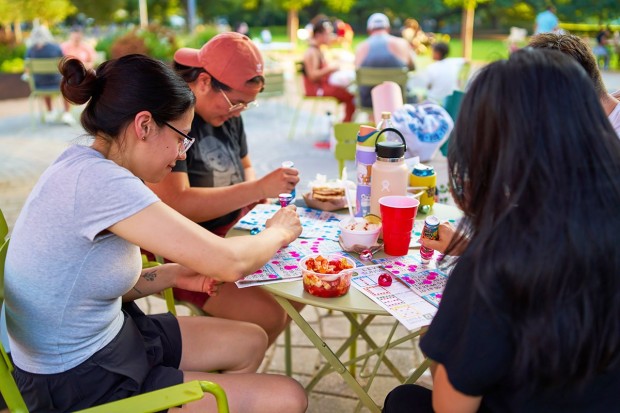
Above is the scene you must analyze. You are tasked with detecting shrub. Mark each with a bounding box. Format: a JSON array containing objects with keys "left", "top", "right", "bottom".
[
  {"left": 0, "top": 43, "right": 26, "bottom": 73},
  {"left": 103, "top": 24, "right": 179, "bottom": 61},
  {"left": 183, "top": 25, "right": 219, "bottom": 49},
  {"left": 109, "top": 30, "right": 148, "bottom": 59}
]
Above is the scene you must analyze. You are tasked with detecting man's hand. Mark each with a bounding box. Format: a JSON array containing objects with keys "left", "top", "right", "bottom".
[{"left": 256, "top": 166, "right": 299, "bottom": 198}]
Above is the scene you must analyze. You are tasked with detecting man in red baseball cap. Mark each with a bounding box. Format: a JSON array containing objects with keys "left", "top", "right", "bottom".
[{"left": 146, "top": 32, "right": 303, "bottom": 345}]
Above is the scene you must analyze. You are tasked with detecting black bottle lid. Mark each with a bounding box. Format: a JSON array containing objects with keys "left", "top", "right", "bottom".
[
  {"left": 376, "top": 141, "right": 405, "bottom": 159},
  {"left": 374, "top": 127, "right": 406, "bottom": 159}
]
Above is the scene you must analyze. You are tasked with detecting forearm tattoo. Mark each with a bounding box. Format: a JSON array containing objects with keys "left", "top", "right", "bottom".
[
  {"left": 133, "top": 269, "right": 158, "bottom": 295},
  {"left": 143, "top": 269, "right": 157, "bottom": 282}
]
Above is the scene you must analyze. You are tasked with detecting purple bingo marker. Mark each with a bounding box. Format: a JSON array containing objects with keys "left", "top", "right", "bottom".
[{"left": 281, "top": 161, "right": 296, "bottom": 199}]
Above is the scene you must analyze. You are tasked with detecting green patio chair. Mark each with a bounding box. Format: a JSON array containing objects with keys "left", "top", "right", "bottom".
[
  {"left": 0, "top": 246, "right": 229, "bottom": 413},
  {"left": 0, "top": 339, "right": 229, "bottom": 413},
  {"left": 334, "top": 122, "right": 363, "bottom": 178},
  {"left": 24, "top": 58, "right": 63, "bottom": 125},
  {"left": 440, "top": 90, "right": 465, "bottom": 157}
]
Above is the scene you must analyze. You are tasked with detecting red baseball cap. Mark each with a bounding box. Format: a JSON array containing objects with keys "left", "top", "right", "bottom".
[{"left": 174, "top": 32, "right": 264, "bottom": 94}]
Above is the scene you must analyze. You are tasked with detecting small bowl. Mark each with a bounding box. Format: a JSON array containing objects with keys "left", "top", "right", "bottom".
[
  {"left": 338, "top": 218, "right": 382, "bottom": 251},
  {"left": 300, "top": 254, "right": 356, "bottom": 298}
]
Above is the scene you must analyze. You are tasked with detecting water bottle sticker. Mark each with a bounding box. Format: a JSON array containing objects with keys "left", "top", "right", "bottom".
[
  {"left": 357, "top": 131, "right": 378, "bottom": 146},
  {"left": 360, "top": 193, "right": 371, "bottom": 216},
  {"left": 355, "top": 187, "right": 371, "bottom": 217},
  {"left": 357, "top": 163, "right": 373, "bottom": 185}
]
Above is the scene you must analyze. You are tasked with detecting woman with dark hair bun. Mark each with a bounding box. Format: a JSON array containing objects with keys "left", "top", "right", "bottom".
[
  {"left": 5, "top": 55, "right": 307, "bottom": 412},
  {"left": 383, "top": 48, "right": 620, "bottom": 412}
]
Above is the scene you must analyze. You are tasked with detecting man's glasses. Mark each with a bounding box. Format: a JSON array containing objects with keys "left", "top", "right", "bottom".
[
  {"left": 163, "top": 121, "right": 195, "bottom": 156},
  {"left": 219, "top": 89, "right": 259, "bottom": 113}
]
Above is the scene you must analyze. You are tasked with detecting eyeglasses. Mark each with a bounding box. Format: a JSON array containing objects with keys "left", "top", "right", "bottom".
[
  {"left": 163, "top": 121, "right": 195, "bottom": 156},
  {"left": 219, "top": 89, "right": 259, "bottom": 113}
]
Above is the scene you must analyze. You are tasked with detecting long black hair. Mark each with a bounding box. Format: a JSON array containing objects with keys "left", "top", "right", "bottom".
[
  {"left": 59, "top": 54, "right": 195, "bottom": 140},
  {"left": 448, "top": 48, "right": 620, "bottom": 391}
]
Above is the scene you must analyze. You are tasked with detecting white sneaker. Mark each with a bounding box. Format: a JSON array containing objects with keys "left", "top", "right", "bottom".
[
  {"left": 43, "top": 110, "right": 58, "bottom": 123},
  {"left": 60, "top": 112, "right": 76, "bottom": 126}
]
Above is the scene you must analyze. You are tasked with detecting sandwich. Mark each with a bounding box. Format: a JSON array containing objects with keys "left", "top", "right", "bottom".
[{"left": 312, "top": 186, "right": 345, "bottom": 202}]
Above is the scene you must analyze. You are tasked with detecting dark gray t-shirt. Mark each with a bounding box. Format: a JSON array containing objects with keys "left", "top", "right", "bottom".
[
  {"left": 172, "top": 115, "right": 248, "bottom": 232},
  {"left": 5, "top": 145, "right": 158, "bottom": 374}
]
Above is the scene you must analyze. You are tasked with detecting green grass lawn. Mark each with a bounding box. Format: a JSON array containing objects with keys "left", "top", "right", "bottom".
[{"left": 268, "top": 27, "right": 509, "bottom": 63}]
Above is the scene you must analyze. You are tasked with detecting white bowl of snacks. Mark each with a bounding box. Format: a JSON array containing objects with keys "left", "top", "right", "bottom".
[{"left": 338, "top": 216, "right": 382, "bottom": 251}]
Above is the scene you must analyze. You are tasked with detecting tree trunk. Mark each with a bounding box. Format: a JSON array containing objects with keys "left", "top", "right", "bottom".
[
  {"left": 14, "top": 20, "right": 22, "bottom": 43},
  {"left": 139, "top": 0, "right": 148, "bottom": 29},
  {"left": 287, "top": 9, "right": 299, "bottom": 46},
  {"left": 460, "top": 0, "right": 475, "bottom": 61}
]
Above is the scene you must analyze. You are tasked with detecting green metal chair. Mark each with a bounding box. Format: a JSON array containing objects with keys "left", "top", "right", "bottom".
[
  {"left": 1, "top": 209, "right": 9, "bottom": 306},
  {"left": 24, "top": 58, "right": 64, "bottom": 125},
  {"left": 0, "top": 338, "right": 229, "bottom": 413},
  {"left": 439, "top": 90, "right": 465, "bottom": 157},
  {"left": 0, "top": 208, "right": 229, "bottom": 413},
  {"left": 334, "top": 122, "right": 363, "bottom": 178},
  {"left": 261, "top": 71, "right": 286, "bottom": 98},
  {"left": 355, "top": 66, "right": 410, "bottom": 119}
]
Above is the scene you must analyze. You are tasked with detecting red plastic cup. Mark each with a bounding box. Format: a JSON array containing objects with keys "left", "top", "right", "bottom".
[{"left": 379, "top": 196, "right": 420, "bottom": 256}]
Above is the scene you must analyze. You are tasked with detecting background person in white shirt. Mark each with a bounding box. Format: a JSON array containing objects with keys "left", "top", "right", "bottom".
[{"left": 420, "top": 42, "right": 466, "bottom": 105}]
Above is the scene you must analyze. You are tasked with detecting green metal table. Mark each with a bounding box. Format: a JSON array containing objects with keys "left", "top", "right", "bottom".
[{"left": 259, "top": 203, "right": 462, "bottom": 412}]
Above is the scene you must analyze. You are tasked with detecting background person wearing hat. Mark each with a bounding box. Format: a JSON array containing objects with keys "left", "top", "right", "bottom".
[
  {"left": 146, "top": 32, "right": 303, "bottom": 346},
  {"left": 354, "top": 12, "right": 417, "bottom": 108}
]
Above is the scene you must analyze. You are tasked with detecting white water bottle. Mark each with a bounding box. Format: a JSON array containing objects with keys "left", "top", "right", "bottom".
[{"left": 369, "top": 128, "right": 409, "bottom": 217}]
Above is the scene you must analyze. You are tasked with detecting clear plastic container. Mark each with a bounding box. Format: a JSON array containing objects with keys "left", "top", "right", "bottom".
[{"left": 300, "top": 254, "right": 356, "bottom": 298}]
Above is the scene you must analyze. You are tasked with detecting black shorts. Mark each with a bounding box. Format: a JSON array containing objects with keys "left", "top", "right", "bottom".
[{"left": 13, "top": 302, "right": 183, "bottom": 413}]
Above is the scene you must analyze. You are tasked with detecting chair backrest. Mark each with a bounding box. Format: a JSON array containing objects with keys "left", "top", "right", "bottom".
[
  {"left": 0, "top": 208, "right": 9, "bottom": 304},
  {"left": 261, "top": 71, "right": 286, "bottom": 98},
  {"left": 1, "top": 336, "right": 29, "bottom": 413},
  {"left": 334, "top": 122, "right": 363, "bottom": 177},
  {"left": 443, "top": 90, "right": 465, "bottom": 121},
  {"left": 439, "top": 90, "right": 465, "bottom": 157},
  {"left": 355, "top": 67, "right": 409, "bottom": 109},
  {"left": 0, "top": 234, "right": 29, "bottom": 412},
  {"left": 0, "top": 210, "right": 8, "bottom": 242},
  {"left": 24, "top": 58, "right": 62, "bottom": 92},
  {"left": 0, "top": 240, "right": 8, "bottom": 305},
  {"left": 457, "top": 61, "right": 471, "bottom": 90}
]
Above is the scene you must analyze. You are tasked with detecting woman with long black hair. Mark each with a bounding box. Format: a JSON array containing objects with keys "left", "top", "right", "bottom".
[{"left": 383, "top": 48, "right": 620, "bottom": 412}]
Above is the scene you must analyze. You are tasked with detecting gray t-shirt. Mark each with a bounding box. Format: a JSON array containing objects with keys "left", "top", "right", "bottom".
[{"left": 5, "top": 145, "right": 158, "bottom": 374}]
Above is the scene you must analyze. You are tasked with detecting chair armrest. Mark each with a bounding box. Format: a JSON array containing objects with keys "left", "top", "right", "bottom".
[{"left": 75, "top": 380, "right": 229, "bottom": 413}]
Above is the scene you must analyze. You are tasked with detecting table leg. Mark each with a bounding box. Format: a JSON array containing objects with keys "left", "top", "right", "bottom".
[
  {"left": 404, "top": 357, "right": 432, "bottom": 385},
  {"left": 344, "top": 313, "right": 415, "bottom": 382},
  {"left": 305, "top": 314, "right": 376, "bottom": 392},
  {"left": 272, "top": 295, "right": 382, "bottom": 413},
  {"left": 284, "top": 324, "right": 292, "bottom": 377}
]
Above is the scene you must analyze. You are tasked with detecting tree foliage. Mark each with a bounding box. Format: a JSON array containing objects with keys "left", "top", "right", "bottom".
[
  {"left": 0, "top": 0, "right": 76, "bottom": 26},
  {"left": 70, "top": 0, "right": 124, "bottom": 24}
]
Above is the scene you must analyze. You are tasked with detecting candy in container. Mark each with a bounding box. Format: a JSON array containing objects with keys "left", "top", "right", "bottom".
[{"left": 300, "top": 254, "right": 356, "bottom": 298}]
